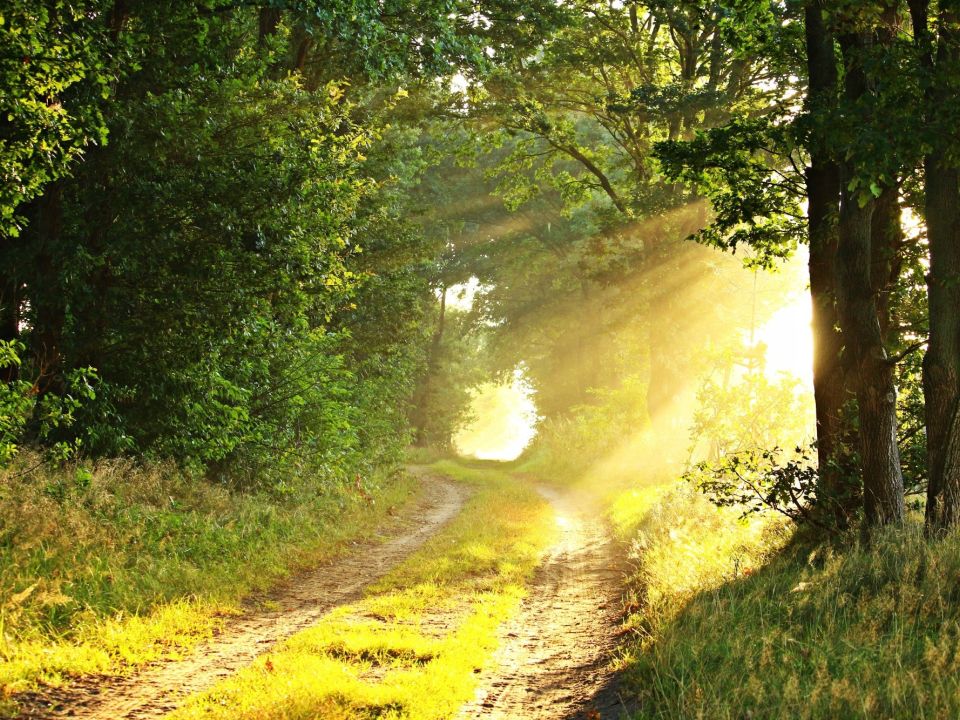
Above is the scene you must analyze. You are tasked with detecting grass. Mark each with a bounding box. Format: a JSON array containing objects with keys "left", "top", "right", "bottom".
[
  {"left": 0, "top": 455, "right": 417, "bottom": 715},
  {"left": 610, "top": 480, "right": 960, "bottom": 719},
  {"left": 168, "top": 459, "right": 555, "bottom": 720}
]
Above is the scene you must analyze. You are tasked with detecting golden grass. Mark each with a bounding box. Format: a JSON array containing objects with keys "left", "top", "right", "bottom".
[
  {"left": 169, "top": 460, "right": 555, "bottom": 720},
  {"left": 0, "top": 455, "right": 416, "bottom": 715},
  {"left": 611, "top": 480, "right": 960, "bottom": 719}
]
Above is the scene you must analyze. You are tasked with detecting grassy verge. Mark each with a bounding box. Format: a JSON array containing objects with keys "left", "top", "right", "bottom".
[
  {"left": 611, "top": 482, "right": 960, "bottom": 719},
  {"left": 168, "top": 459, "right": 554, "bottom": 720},
  {"left": 0, "top": 456, "right": 417, "bottom": 715}
]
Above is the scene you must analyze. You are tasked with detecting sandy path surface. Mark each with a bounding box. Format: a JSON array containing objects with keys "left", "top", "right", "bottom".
[
  {"left": 460, "top": 485, "right": 635, "bottom": 720},
  {"left": 17, "top": 471, "right": 468, "bottom": 720}
]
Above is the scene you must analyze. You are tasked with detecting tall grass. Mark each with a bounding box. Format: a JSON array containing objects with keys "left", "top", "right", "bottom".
[
  {"left": 614, "top": 482, "right": 960, "bottom": 719},
  {"left": 0, "top": 454, "right": 414, "bottom": 712}
]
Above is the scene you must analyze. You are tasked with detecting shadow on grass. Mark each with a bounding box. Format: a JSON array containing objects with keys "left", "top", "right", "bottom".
[{"left": 621, "top": 520, "right": 960, "bottom": 719}]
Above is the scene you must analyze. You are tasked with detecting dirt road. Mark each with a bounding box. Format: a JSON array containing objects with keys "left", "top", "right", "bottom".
[
  {"left": 459, "top": 485, "right": 635, "bottom": 720},
  {"left": 17, "top": 471, "right": 468, "bottom": 720}
]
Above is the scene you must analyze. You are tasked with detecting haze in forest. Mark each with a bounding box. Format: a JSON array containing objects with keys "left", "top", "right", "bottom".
[{"left": 3, "top": 2, "right": 960, "bottom": 719}]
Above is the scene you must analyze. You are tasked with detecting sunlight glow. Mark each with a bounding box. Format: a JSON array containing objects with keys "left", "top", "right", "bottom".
[
  {"left": 748, "top": 251, "right": 814, "bottom": 389},
  {"left": 753, "top": 293, "right": 814, "bottom": 387},
  {"left": 454, "top": 371, "right": 538, "bottom": 461},
  {"left": 445, "top": 277, "right": 485, "bottom": 311}
]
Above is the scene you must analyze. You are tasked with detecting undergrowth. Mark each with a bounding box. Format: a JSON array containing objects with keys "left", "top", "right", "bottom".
[
  {"left": 0, "top": 454, "right": 415, "bottom": 715},
  {"left": 168, "top": 459, "right": 554, "bottom": 720},
  {"left": 614, "top": 482, "right": 960, "bottom": 719}
]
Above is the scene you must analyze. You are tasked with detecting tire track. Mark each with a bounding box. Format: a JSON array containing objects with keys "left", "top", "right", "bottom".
[
  {"left": 460, "top": 485, "right": 634, "bottom": 720},
  {"left": 16, "top": 470, "right": 468, "bottom": 720}
]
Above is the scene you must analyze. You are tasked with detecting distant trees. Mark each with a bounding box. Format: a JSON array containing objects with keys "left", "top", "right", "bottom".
[
  {"left": 0, "top": 1, "right": 560, "bottom": 479},
  {"left": 4, "top": 0, "right": 960, "bottom": 534},
  {"left": 449, "top": 0, "right": 960, "bottom": 534},
  {"left": 454, "top": 0, "right": 788, "bottom": 429}
]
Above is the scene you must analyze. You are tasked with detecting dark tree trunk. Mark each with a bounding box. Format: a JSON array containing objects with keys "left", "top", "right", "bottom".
[
  {"left": 804, "top": 1, "right": 858, "bottom": 524},
  {"left": 30, "top": 183, "right": 67, "bottom": 394},
  {"left": 258, "top": 8, "right": 281, "bottom": 46},
  {"left": 832, "top": 30, "right": 905, "bottom": 526},
  {"left": 909, "top": 0, "right": 960, "bottom": 532},
  {"left": 807, "top": 162, "right": 857, "bottom": 521},
  {"left": 835, "top": 190, "right": 905, "bottom": 525},
  {"left": 923, "top": 156, "right": 960, "bottom": 529},
  {"left": 293, "top": 33, "right": 312, "bottom": 73},
  {"left": 870, "top": 186, "right": 904, "bottom": 344},
  {"left": 413, "top": 287, "right": 447, "bottom": 447},
  {"left": 0, "top": 278, "right": 18, "bottom": 345}
]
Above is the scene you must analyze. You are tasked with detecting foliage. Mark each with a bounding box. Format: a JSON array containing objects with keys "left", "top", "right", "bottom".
[
  {"left": 0, "top": 1, "right": 116, "bottom": 238},
  {"left": 686, "top": 446, "right": 842, "bottom": 528},
  {"left": 0, "top": 0, "right": 574, "bottom": 484},
  {"left": 0, "top": 340, "right": 96, "bottom": 466},
  {"left": 688, "top": 355, "right": 814, "bottom": 461},
  {"left": 655, "top": 117, "right": 806, "bottom": 269},
  {"left": 0, "top": 341, "right": 32, "bottom": 464}
]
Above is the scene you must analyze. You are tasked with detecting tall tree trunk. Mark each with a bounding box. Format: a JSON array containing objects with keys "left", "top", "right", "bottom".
[
  {"left": 909, "top": 0, "right": 960, "bottom": 532},
  {"left": 0, "top": 278, "right": 18, "bottom": 345},
  {"left": 807, "top": 162, "right": 857, "bottom": 521},
  {"left": 870, "top": 186, "right": 904, "bottom": 344},
  {"left": 804, "top": 1, "right": 858, "bottom": 524},
  {"left": 836, "top": 188, "right": 905, "bottom": 525},
  {"left": 833, "top": 30, "right": 905, "bottom": 526},
  {"left": 30, "top": 183, "right": 66, "bottom": 394},
  {"left": 413, "top": 287, "right": 447, "bottom": 447},
  {"left": 923, "top": 156, "right": 960, "bottom": 529},
  {"left": 258, "top": 8, "right": 281, "bottom": 46}
]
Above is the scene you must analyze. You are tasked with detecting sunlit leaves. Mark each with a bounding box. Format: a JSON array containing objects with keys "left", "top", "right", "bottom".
[
  {"left": 656, "top": 116, "right": 806, "bottom": 268},
  {"left": 0, "top": 1, "right": 117, "bottom": 237}
]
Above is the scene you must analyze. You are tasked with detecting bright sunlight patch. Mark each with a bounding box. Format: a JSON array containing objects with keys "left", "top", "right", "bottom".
[{"left": 168, "top": 461, "right": 554, "bottom": 720}]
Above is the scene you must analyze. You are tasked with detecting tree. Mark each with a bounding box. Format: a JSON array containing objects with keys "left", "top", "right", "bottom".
[
  {"left": 656, "top": 1, "right": 923, "bottom": 527},
  {"left": 831, "top": 6, "right": 906, "bottom": 525},
  {"left": 460, "top": 1, "right": 784, "bottom": 423},
  {"left": 909, "top": 0, "right": 960, "bottom": 531}
]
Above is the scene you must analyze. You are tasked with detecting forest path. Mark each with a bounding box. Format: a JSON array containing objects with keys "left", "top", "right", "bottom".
[
  {"left": 459, "top": 483, "right": 635, "bottom": 720},
  {"left": 18, "top": 470, "right": 469, "bottom": 720}
]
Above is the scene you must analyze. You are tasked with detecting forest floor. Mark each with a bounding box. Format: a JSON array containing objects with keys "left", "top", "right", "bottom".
[
  {"left": 14, "top": 470, "right": 469, "bottom": 720},
  {"left": 13, "top": 463, "right": 634, "bottom": 719}
]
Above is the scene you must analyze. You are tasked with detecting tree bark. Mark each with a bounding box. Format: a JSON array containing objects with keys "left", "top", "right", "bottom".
[
  {"left": 909, "top": 0, "right": 960, "bottom": 531},
  {"left": 835, "top": 187, "right": 905, "bottom": 525},
  {"left": 833, "top": 30, "right": 905, "bottom": 526},
  {"left": 804, "top": 1, "right": 859, "bottom": 524},
  {"left": 924, "top": 155, "right": 960, "bottom": 529},
  {"left": 30, "top": 182, "right": 67, "bottom": 394},
  {"left": 870, "top": 186, "right": 904, "bottom": 344}
]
